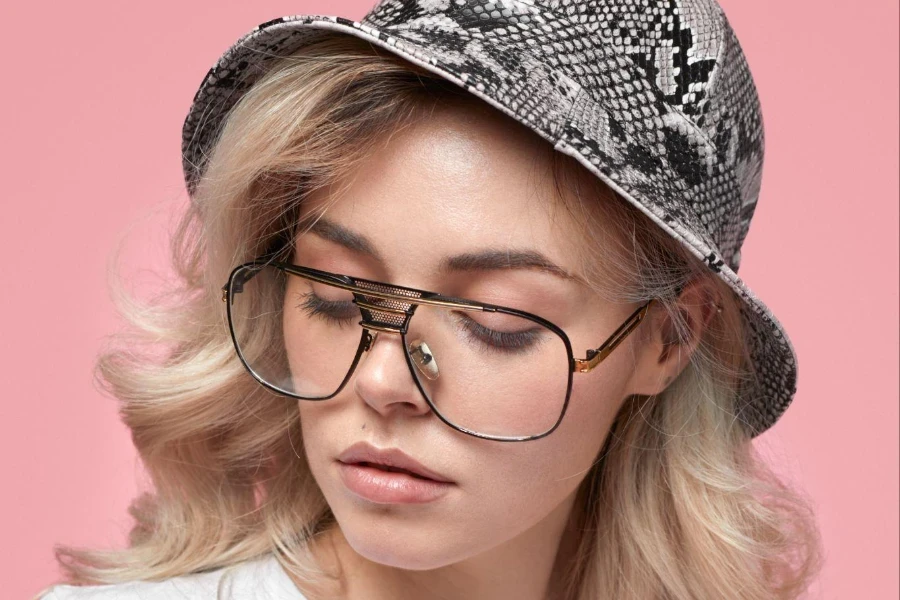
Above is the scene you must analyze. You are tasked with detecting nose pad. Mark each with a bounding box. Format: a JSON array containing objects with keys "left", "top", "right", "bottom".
[
  {"left": 354, "top": 328, "right": 434, "bottom": 417},
  {"left": 407, "top": 338, "right": 439, "bottom": 380}
]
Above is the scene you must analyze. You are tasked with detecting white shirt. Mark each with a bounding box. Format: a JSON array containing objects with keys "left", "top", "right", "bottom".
[{"left": 39, "top": 553, "right": 308, "bottom": 599}]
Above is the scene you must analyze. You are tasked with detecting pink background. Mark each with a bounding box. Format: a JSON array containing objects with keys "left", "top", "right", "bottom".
[{"left": 2, "top": 1, "right": 897, "bottom": 598}]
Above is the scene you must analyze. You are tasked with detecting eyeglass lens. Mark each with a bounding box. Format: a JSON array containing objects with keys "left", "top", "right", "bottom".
[{"left": 228, "top": 265, "right": 571, "bottom": 438}]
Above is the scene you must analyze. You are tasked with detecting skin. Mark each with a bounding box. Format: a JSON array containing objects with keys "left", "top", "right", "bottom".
[{"left": 287, "top": 98, "right": 716, "bottom": 600}]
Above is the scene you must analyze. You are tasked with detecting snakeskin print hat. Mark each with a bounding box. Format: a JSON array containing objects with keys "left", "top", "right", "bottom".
[{"left": 181, "top": 0, "right": 798, "bottom": 437}]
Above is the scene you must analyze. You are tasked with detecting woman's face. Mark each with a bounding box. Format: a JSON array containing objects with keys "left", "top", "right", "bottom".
[{"left": 293, "top": 99, "right": 647, "bottom": 571}]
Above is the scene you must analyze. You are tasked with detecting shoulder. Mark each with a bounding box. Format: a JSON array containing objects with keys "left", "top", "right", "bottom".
[{"left": 38, "top": 554, "right": 307, "bottom": 600}]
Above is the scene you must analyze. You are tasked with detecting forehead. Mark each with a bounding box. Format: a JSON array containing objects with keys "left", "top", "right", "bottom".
[{"left": 297, "top": 101, "right": 590, "bottom": 286}]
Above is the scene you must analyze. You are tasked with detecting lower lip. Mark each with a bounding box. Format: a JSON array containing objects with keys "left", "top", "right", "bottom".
[{"left": 338, "top": 461, "right": 454, "bottom": 504}]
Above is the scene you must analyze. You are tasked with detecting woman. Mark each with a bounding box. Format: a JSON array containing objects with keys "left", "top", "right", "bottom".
[{"left": 37, "top": 1, "right": 821, "bottom": 598}]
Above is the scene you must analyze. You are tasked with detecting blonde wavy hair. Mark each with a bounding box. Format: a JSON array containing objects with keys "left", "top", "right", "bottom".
[{"left": 42, "top": 35, "right": 821, "bottom": 599}]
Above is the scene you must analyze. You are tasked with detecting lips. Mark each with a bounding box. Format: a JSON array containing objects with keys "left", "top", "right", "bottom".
[
  {"left": 355, "top": 461, "right": 428, "bottom": 478},
  {"left": 337, "top": 441, "right": 453, "bottom": 483}
]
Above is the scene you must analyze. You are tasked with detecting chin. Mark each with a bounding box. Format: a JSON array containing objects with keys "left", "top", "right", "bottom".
[{"left": 336, "top": 509, "right": 473, "bottom": 571}]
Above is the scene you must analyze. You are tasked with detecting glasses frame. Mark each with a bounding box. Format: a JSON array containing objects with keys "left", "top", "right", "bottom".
[{"left": 222, "top": 254, "right": 657, "bottom": 442}]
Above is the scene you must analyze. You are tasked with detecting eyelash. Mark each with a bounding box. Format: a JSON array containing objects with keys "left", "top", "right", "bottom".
[
  {"left": 295, "top": 291, "right": 359, "bottom": 329},
  {"left": 452, "top": 313, "right": 542, "bottom": 354},
  {"left": 294, "top": 292, "right": 541, "bottom": 354}
]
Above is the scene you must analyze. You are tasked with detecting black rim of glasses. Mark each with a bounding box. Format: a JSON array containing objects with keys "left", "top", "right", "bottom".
[{"left": 222, "top": 254, "right": 656, "bottom": 442}]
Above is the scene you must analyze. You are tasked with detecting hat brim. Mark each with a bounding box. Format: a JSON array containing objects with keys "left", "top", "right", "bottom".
[{"left": 182, "top": 14, "right": 798, "bottom": 437}]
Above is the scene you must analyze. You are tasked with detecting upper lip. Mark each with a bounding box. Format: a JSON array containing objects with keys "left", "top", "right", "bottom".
[{"left": 338, "top": 441, "right": 453, "bottom": 483}]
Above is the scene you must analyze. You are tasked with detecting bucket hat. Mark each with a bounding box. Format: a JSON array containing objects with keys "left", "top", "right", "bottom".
[{"left": 181, "top": 0, "right": 798, "bottom": 437}]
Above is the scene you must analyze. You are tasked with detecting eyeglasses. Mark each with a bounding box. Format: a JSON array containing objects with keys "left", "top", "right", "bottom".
[{"left": 221, "top": 254, "right": 655, "bottom": 442}]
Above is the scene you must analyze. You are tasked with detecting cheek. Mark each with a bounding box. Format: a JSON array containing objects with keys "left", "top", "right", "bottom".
[
  {"left": 557, "top": 354, "right": 632, "bottom": 453},
  {"left": 457, "top": 374, "right": 628, "bottom": 530},
  {"left": 497, "top": 358, "right": 632, "bottom": 505},
  {"left": 567, "top": 371, "right": 627, "bottom": 432}
]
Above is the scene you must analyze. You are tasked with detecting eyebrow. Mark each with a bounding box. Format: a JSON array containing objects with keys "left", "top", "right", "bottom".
[{"left": 303, "top": 216, "right": 580, "bottom": 282}]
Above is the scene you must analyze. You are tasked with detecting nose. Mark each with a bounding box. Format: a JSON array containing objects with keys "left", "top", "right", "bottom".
[{"left": 352, "top": 329, "right": 433, "bottom": 419}]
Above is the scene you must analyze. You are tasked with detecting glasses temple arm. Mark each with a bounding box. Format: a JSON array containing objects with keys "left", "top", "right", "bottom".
[{"left": 573, "top": 299, "right": 657, "bottom": 374}]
